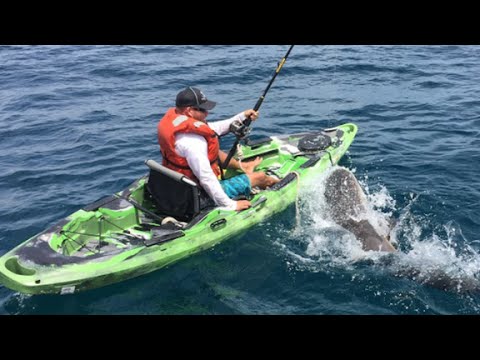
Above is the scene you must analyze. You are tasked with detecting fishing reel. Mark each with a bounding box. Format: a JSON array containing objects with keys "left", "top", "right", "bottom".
[{"left": 229, "top": 119, "right": 251, "bottom": 140}]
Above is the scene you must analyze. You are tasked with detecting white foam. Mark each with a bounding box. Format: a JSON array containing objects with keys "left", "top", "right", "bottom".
[{"left": 268, "top": 165, "right": 480, "bottom": 293}]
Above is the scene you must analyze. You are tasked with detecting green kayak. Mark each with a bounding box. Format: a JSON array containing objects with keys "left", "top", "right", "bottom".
[{"left": 0, "top": 123, "right": 357, "bottom": 295}]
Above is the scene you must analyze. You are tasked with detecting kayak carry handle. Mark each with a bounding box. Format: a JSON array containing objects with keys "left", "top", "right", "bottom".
[{"left": 250, "top": 195, "right": 267, "bottom": 208}]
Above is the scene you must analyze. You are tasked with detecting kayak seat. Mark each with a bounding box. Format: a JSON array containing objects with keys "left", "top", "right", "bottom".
[{"left": 144, "top": 160, "right": 214, "bottom": 222}]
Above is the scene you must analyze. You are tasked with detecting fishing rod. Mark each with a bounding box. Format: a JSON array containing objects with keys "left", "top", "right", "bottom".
[{"left": 221, "top": 45, "right": 294, "bottom": 170}]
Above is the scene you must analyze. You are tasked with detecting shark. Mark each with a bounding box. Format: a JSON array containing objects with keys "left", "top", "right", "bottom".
[
  {"left": 323, "top": 167, "right": 396, "bottom": 252},
  {"left": 323, "top": 167, "right": 480, "bottom": 293}
]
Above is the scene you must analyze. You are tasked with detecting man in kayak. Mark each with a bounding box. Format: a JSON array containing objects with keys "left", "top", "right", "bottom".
[{"left": 158, "top": 87, "right": 279, "bottom": 212}]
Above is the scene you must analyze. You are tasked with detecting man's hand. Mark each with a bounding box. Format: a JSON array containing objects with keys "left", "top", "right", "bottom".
[
  {"left": 236, "top": 200, "right": 251, "bottom": 211},
  {"left": 243, "top": 109, "right": 259, "bottom": 121}
]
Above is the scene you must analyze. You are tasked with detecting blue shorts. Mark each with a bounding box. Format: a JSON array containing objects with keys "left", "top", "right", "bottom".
[{"left": 220, "top": 174, "right": 251, "bottom": 199}]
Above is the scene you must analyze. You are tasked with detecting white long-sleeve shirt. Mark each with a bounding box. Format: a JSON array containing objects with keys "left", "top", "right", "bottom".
[{"left": 175, "top": 112, "right": 247, "bottom": 211}]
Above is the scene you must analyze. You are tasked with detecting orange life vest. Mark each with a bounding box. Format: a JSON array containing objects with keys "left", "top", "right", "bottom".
[{"left": 157, "top": 108, "right": 221, "bottom": 183}]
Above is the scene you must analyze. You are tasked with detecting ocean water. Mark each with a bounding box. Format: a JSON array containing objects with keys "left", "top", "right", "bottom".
[{"left": 0, "top": 45, "right": 479, "bottom": 314}]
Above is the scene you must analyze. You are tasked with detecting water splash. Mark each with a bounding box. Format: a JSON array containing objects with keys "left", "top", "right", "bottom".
[{"left": 272, "top": 165, "right": 480, "bottom": 294}]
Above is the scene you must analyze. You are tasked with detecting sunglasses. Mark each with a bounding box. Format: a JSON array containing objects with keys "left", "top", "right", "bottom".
[{"left": 192, "top": 107, "right": 208, "bottom": 113}]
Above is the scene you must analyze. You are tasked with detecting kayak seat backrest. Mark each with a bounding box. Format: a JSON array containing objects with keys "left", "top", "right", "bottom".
[{"left": 145, "top": 160, "right": 212, "bottom": 222}]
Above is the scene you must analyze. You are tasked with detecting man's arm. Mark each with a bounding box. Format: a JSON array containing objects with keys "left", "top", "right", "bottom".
[
  {"left": 208, "top": 110, "right": 258, "bottom": 137},
  {"left": 209, "top": 112, "right": 246, "bottom": 136},
  {"left": 176, "top": 134, "right": 251, "bottom": 211}
]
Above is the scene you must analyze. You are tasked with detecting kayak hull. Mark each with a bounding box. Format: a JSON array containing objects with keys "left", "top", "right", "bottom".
[{"left": 0, "top": 124, "right": 357, "bottom": 295}]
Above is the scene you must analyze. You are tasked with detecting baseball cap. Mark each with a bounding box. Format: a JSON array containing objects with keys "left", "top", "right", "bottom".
[{"left": 175, "top": 87, "right": 217, "bottom": 110}]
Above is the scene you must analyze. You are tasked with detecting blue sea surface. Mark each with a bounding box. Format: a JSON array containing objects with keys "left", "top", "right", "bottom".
[{"left": 0, "top": 45, "right": 479, "bottom": 314}]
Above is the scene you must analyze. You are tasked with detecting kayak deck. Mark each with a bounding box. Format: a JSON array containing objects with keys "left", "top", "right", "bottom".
[{"left": 0, "top": 124, "right": 357, "bottom": 295}]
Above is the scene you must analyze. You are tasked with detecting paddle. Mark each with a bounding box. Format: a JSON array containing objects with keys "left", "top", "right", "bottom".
[{"left": 220, "top": 45, "right": 295, "bottom": 170}]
